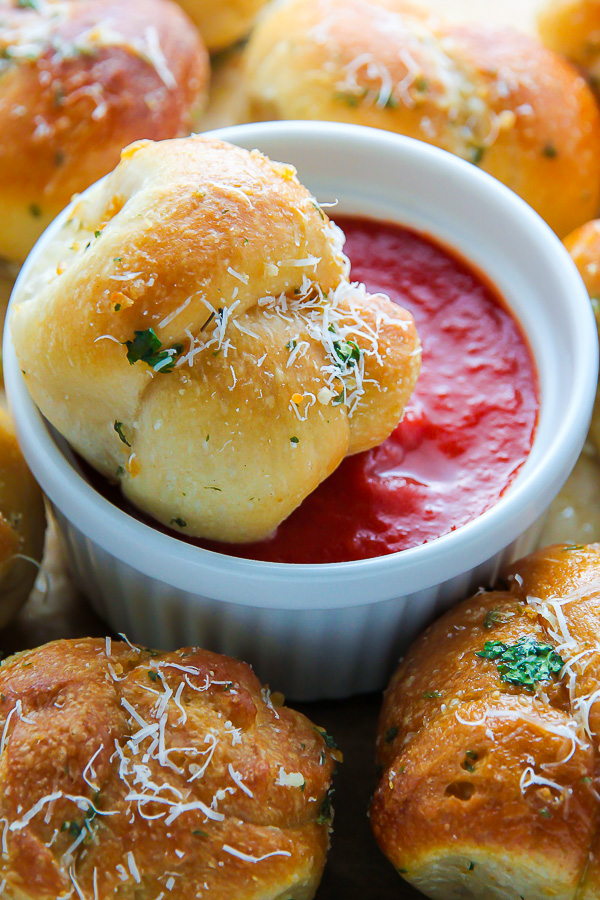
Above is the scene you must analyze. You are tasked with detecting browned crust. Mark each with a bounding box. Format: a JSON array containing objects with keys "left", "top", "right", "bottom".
[
  {"left": 0, "top": 0, "right": 210, "bottom": 260},
  {"left": 245, "top": 0, "right": 600, "bottom": 237},
  {"left": 0, "top": 638, "right": 337, "bottom": 899},
  {"left": 370, "top": 544, "right": 600, "bottom": 898},
  {"left": 10, "top": 135, "right": 420, "bottom": 544}
]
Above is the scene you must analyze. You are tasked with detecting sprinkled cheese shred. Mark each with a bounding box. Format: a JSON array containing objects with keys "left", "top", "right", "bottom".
[
  {"left": 221, "top": 845, "right": 292, "bottom": 864},
  {"left": 127, "top": 851, "right": 141, "bottom": 884},
  {"left": 227, "top": 267, "right": 249, "bottom": 284},
  {"left": 164, "top": 799, "right": 225, "bottom": 826},
  {"left": 228, "top": 763, "right": 254, "bottom": 798},
  {"left": 118, "top": 633, "right": 141, "bottom": 653},
  {"left": 519, "top": 766, "right": 570, "bottom": 798},
  {"left": 158, "top": 295, "right": 193, "bottom": 329},
  {"left": 140, "top": 25, "right": 176, "bottom": 89},
  {"left": 82, "top": 744, "right": 103, "bottom": 792},
  {"left": 275, "top": 767, "right": 305, "bottom": 788},
  {"left": 277, "top": 256, "right": 321, "bottom": 270},
  {"left": 69, "top": 866, "right": 86, "bottom": 900},
  {"left": 94, "top": 334, "right": 120, "bottom": 344}
]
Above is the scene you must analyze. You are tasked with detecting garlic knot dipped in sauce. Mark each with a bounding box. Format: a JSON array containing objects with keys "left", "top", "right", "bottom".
[
  {"left": 0, "top": 0, "right": 210, "bottom": 263},
  {"left": 10, "top": 136, "right": 421, "bottom": 544}
]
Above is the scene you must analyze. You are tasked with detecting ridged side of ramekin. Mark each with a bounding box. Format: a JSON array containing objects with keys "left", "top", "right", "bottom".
[{"left": 53, "top": 504, "right": 544, "bottom": 700}]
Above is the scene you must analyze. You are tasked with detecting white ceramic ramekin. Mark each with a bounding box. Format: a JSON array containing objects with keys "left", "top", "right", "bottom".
[{"left": 4, "top": 122, "right": 597, "bottom": 700}]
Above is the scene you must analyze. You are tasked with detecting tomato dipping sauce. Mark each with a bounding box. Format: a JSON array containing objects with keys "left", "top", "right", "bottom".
[
  {"left": 83, "top": 216, "right": 538, "bottom": 564},
  {"left": 200, "top": 216, "right": 538, "bottom": 564}
]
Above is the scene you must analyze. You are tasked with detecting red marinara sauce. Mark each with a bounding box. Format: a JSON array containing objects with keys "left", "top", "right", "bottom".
[{"left": 199, "top": 216, "right": 539, "bottom": 564}]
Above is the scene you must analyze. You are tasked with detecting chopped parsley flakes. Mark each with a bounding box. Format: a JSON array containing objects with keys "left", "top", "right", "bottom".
[
  {"left": 384, "top": 725, "right": 399, "bottom": 744},
  {"left": 476, "top": 636, "right": 564, "bottom": 691},
  {"left": 316, "top": 787, "right": 335, "bottom": 825},
  {"left": 124, "top": 328, "right": 183, "bottom": 373},
  {"left": 113, "top": 421, "right": 130, "bottom": 447},
  {"left": 333, "top": 339, "right": 361, "bottom": 365},
  {"left": 483, "top": 608, "right": 505, "bottom": 629}
]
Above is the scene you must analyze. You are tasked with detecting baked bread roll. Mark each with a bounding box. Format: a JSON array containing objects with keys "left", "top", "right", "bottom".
[
  {"left": 174, "top": 0, "right": 270, "bottom": 53},
  {"left": 538, "top": 0, "right": 600, "bottom": 88},
  {"left": 370, "top": 543, "right": 600, "bottom": 900},
  {"left": 563, "top": 220, "right": 600, "bottom": 453},
  {"left": 0, "top": 0, "right": 209, "bottom": 264},
  {"left": 0, "top": 407, "right": 46, "bottom": 628},
  {"left": 0, "top": 637, "right": 338, "bottom": 898},
  {"left": 9, "top": 135, "right": 420, "bottom": 544},
  {"left": 245, "top": 0, "right": 600, "bottom": 238}
]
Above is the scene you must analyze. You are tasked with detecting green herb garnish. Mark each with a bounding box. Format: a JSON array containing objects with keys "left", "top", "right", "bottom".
[
  {"left": 113, "top": 421, "right": 130, "bottom": 447},
  {"left": 124, "top": 328, "right": 182, "bottom": 373},
  {"left": 170, "top": 517, "right": 187, "bottom": 528},
  {"left": 476, "top": 636, "right": 564, "bottom": 691},
  {"left": 148, "top": 670, "right": 159, "bottom": 683},
  {"left": 483, "top": 608, "right": 505, "bottom": 629},
  {"left": 314, "top": 726, "right": 339, "bottom": 751},
  {"left": 542, "top": 142, "right": 558, "bottom": 158},
  {"left": 286, "top": 339, "right": 297, "bottom": 351},
  {"left": 333, "top": 91, "right": 362, "bottom": 108},
  {"left": 385, "top": 725, "right": 399, "bottom": 744},
  {"left": 290, "top": 436, "right": 299, "bottom": 445},
  {"left": 333, "top": 339, "right": 361, "bottom": 365},
  {"left": 470, "top": 146, "right": 485, "bottom": 165},
  {"left": 423, "top": 690, "right": 441, "bottom": 699},
  {"left": 316, "top": 787, "right": 335, "bottom": 825},
  {"left": 29, "top": 203, "right": 42, "bottom": 218}
]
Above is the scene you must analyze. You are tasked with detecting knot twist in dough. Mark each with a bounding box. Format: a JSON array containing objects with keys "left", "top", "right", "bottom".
[{"left": 11, "top": 136, "right": 420, "bottom": 543}]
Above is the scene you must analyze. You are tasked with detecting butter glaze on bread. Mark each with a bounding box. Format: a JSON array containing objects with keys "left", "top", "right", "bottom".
[
  {"left": 10, "top": 135, "right": 420, "bottom": 544},
  {"left": 0, "top": 638, "right": 337, "bottom": 899},
  {"left": 174, "top": 0, "right": 269, "bottom": 52},
  {"left": 0, "top": 408, "right": 45, "bottom": 627},
  {"left": 370, "top": 543, "right": 600, "bottom": 900},
  {"left": 245, "top": 0, "right": 600, "bottom": 237},
  {"left": 0, "top": 0, "right": 209, "bottom": 263}
]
